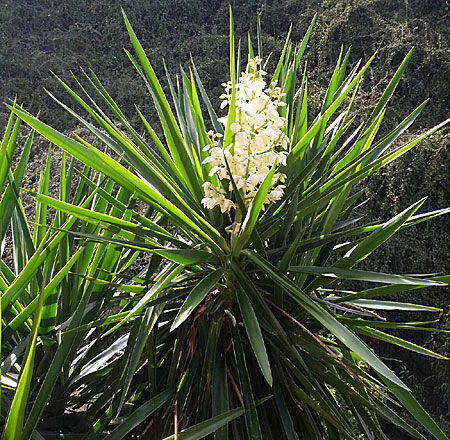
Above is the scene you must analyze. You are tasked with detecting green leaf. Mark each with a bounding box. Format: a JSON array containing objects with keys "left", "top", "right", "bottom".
[
  {"left": 33, "top": 144, "right": 52, "bottom": 247},
  {"left": 344, "top": 299, "right": 441, "bottom": 312},
  {"left": 0, "top": 128, "right": 33, "bottom": 244},
  {"left": 171, "top": 268, "right": 224, "bottom": 330},
  {"left": 1, "top": 191, "right": 95, "bottom": 311},
  {"left": 356, "top": 327, "right": 448, "bottom": 360},
  {"left": 0, "top": 112, "right": 20, "bottom": 194},
  {"left": 2, "top": 267, "right": 50, "bottom": 440},
  {"left": 290, "top": 265, "right": 445, "bottom": 286},
  {"left": 151, "top": 248, "right": 213, "bottom": 265},
  {"left": 337, "top": 199, "right": 425, "bottom": 267},
  {"left": 108, "top": 389, "right": 174, "bottom": 440},
  {"left": 119, "top": 305, "right": 164, "bottom": 410},
  {"left": 191, "top": 58, "right": 223, "bottom": 135},
  {"left": 223, "top": 7, "right": 236, "bottom": 153},
  {"left": 364, "top": 48, "right": 413, "bottom": 130},
  {"left": 236, "top": 283, "right": 272, "bottom": 386},
  {"left": 212, "top": 336, "right": 229, "bottom": 440},
  {"left": 272, "top": 24, "right": 292, "bottom": 84}
]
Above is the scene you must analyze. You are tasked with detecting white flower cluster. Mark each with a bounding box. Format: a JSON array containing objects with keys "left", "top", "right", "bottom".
[{"left": 201, "top": 57, "right": 289, "bottom": 214}]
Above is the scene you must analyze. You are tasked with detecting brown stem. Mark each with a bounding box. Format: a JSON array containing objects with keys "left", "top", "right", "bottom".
[{"left": 227, "top": 367, "right": 244, "bottom": 406}]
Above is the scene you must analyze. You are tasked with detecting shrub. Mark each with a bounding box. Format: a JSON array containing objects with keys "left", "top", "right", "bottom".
[{"left": 2, "top": 8, "right": 450, "bottom": 439}]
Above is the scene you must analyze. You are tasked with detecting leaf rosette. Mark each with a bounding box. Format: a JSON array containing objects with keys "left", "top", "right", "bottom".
[{"left": 2, "top": 7, "right": 450, "bottom": 440}]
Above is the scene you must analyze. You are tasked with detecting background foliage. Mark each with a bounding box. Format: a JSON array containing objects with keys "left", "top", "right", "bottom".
[{"left": 0, "top": 0, "right": 449, "bottom": 437}]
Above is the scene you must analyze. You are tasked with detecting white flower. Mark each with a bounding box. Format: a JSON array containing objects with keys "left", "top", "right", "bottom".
[
  {"left": 210, "top": 147, "right": 224, "bottom": 160},
  {"left": 209, "top": 166, "right": 221, "bottom": 176},
  {"left": 217, "top": 167, "right": 228, "bottom": 180},
  {"left": 202, "top": 56, "right": 289, "bottom": 213},
  {"left": 230, "top": 122, "right": 241, "bottom": 133},
  {"left": 235, "top": 131, "right": 249, "bottom": 146},
  {"left": 218, "top": 116, "right": 228, "bottom": 126},
  {"left": 267, "top": 185, "right": 285, "bottom": 203},
  {"left": 201, "top": 182, "right": 236, "bottom": 213},
  {"left": 220, "top": 198, "right": 237, "bottom": 213}
]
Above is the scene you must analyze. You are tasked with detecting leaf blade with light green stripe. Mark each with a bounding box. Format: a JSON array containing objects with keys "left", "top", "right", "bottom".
[
  {"left": 290, "top": 265, "right": 445, "bottom": 286},
  {"left": 356, "top": 327, "right": 448, "bottom": 360}
]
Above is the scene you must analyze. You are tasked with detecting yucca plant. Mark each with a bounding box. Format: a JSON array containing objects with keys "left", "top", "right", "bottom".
[{"left": 3, "top": 8, "right": 450, "bottom": 439}]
